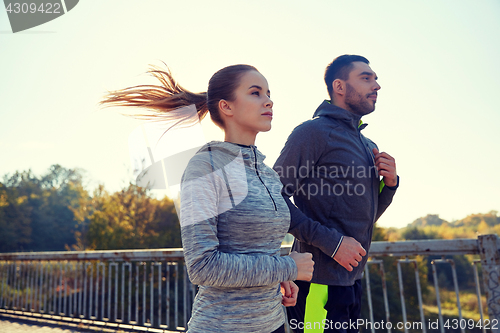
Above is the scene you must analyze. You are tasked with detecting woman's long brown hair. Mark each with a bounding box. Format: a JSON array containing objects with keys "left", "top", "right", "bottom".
[{"left": 101, "top": 64, "right": 258, "bottom": 129}]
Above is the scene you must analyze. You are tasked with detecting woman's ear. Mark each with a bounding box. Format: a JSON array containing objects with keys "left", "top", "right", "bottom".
[{"left": 218, "top": 99, "right": 233, "bottom": 117}]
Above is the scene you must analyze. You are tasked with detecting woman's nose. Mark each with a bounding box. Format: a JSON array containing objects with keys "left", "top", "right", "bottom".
[{"left": 266, "top": 97, "right": 273, "bottom": 108}]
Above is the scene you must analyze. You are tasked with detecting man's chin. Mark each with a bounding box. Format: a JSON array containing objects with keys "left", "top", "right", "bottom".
[{"left": 360, "top": 108, "right": 375, "bottom": 117}]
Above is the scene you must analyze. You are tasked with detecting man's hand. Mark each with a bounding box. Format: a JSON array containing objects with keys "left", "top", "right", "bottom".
[
  {"left": 333, "top": 236, "right": 366, "bottom": 271},
  {"left": 280, "top": 281, "right": 299, "bottom": 307},
  {"left": 373, "top": 148, "right": 397, "bottom": 187}
]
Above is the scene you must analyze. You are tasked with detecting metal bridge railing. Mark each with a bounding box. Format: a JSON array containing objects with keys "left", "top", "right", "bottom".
[
  {"left": 1, "top": 234, "right": 500, "bottom": 332},
  {"left": 363, "top": 234, "right": 500, "bottom": 333},
  {"left": 0, "top": 249, "right": 194, "bottom": 332}
]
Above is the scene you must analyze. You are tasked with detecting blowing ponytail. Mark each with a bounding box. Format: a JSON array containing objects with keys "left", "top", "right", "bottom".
[
  {"left": 101, "top": 63, "right": 258, "bottom": 129},
  {"left": 101, "top": 64, "right": 209, "bottom": 121}
]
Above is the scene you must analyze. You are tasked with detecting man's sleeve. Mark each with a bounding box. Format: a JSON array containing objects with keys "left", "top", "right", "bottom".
[
  {"left": 273, "top": 122, "right": 344, "bottom": 258},
  {"left": 375, "top": 176, "right": 399, "bottom": 222},
  {"left": 283, "top": 195, "right": 344, "bottom": 258}
]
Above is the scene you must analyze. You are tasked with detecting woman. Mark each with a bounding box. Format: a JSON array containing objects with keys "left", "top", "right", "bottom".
[{"left": 102, "top": 64, "right": 314, "bottom": 333}]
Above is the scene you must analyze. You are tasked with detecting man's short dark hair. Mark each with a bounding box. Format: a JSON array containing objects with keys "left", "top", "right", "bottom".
[{"left": 324, "top": 55, "right": 369, "bottom": 98}]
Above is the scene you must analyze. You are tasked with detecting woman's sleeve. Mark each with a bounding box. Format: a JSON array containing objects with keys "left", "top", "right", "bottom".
[{"left": 180, "top": 156, "right": 297, "bottom": 288}]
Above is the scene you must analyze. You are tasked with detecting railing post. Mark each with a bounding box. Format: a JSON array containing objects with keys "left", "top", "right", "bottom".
[{"left": 478, "top": 234, "right": 500, "bottom": 327}]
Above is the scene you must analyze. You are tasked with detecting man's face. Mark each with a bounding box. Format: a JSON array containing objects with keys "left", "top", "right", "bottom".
[{"left": 344, "top": 62, "right": 381, "bottom": 116}]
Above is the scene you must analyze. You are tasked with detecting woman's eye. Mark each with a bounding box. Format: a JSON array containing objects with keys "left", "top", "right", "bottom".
[{"left": 252, "top": 91, "right": 260, "bottom": 96}]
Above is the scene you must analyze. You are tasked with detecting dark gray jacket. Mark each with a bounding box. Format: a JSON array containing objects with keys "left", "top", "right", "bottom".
[{"left": 274, "top": 100, "right": 398, "bottom": 286}]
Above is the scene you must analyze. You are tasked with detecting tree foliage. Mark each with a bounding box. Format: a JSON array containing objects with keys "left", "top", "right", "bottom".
[
  {"left": 0, "top": 165, "right": 87, "bottom": 252},
  {"left": 77, "top": 184, "right": 180, "bottom": 250},
  {"left": 395, "top": 211, "right": 500, "bottom": 241},
  {"left": 0, "top": 165, "right": 180, "bottom": 253}
]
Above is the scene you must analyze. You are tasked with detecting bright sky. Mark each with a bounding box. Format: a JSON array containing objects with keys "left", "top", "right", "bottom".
[{"left": 1, "top": 0, "right": 499, "bottom": 229}]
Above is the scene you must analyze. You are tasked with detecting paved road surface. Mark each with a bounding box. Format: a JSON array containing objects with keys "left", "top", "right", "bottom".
[{"left": 0, "top": 319, "right": 86, "bottom": 333}]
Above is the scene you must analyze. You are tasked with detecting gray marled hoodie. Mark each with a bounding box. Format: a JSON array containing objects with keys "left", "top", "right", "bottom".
[{"left": 180, "top": 141, "right": 297, "bottom": 333}]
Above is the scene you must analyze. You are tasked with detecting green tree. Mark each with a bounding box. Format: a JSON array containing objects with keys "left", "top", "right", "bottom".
[
  {"left": 81, "top": 184, "right": 180, "bottom": 250},
  {"left": 0, "top": 165, "right": 88, "bottom": 252},
  {"left": 0, "top": 182, "right": 32, "bottom": 251},
  {"left": 409, "top": 214, "right": 448, "bottom": 228},
  {"left": 402, "top": 226, "right": 437, "bottom": 240}
]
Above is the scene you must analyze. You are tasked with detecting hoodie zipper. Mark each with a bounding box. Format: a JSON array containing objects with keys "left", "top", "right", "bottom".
[
  {"left": 358, "top": 129, "right": 377, "bottom": 223},
  {"left": 252, "top": 147, "right": 278, "bottom": 211}
]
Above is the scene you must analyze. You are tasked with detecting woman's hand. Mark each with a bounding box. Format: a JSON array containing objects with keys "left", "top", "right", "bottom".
[
  {"left": 289, "top": 251, "right": 314, "bottom": 281},
  {"left": 280, "top": 281, "right": 299, "bottom": 307}
]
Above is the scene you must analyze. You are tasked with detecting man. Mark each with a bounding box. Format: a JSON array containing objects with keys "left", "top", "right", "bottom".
[{"left": 274, "top": 55, "right": 399, "bottom": 333}]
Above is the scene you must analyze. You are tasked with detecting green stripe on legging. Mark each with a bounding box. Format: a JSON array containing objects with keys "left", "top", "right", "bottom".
[{"left": 304, "top": 283, "right": 328, "bottom": 333}]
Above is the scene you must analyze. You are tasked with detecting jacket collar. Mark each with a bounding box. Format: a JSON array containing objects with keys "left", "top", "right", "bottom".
[
  {"left": 313, "top": 100, "right": 366, "bottom": 131},
  {"left": 205, "top": 141, "right": 266, "bottom": 163}
]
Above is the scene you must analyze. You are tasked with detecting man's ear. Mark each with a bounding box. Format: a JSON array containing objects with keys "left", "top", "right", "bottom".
[
  {"left": 218, "top": 99, "right": 233, "bottom": 117},
  {"left": 332, "top": 79, "right": 345, "bottom": 97}
]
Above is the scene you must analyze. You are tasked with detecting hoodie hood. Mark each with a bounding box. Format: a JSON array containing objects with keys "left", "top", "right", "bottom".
[
  {"left": 199, "top": 141, "right": 267, "bottom": 165},
  {"left": 312, "top": 100, "right": 366, "bottom": 131}
]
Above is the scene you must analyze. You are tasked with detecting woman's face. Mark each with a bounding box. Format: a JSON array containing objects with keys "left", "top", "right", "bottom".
[{"left": 225, "top": 70, "right": 274, "bottom": 136}]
